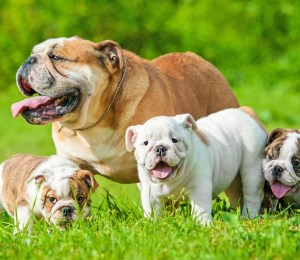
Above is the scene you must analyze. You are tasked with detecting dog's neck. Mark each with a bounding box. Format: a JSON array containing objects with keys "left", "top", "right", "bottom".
[{"left": 58, "top": 57, "right": 127, "bottom": 133}]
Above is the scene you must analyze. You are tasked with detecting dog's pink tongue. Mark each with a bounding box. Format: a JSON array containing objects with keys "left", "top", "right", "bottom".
[
  {"left": 271, "top": 181, "right": 291, "bottom": 199},
  {"left": 152, "top": 163, "right": 172, "bottom": 179},
  {"left": 11, "top": 96, "right": 52, "bottom": 117}
]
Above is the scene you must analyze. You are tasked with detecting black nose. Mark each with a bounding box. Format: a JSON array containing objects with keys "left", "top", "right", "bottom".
[
  {"left": 62, "top": 206, "right": 74, "bottom": 217},
  {"left": 155, "top": 145, "right": 167, "bottom": 156},
  {"left": 273, "top": 165, "right": 284, "bottom": 177},
  {"left": 26, "top": 56, "right": 38, "bottom": 65}
]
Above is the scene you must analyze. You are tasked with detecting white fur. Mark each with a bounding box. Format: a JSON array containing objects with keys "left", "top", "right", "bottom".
[
  {"left": 263, "top": 132, "right": 300, "bottom": 204},
  {"left": 0, "top": 155, "right": 89, "bottom": 232},
  {"left": 127, "top": 109, "right": 267, "bottom": 224}
]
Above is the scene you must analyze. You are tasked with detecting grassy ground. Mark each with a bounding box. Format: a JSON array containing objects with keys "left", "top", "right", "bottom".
[
  {"left": 1, "top": 82, "right": 300, "bottom": 259},
  {"left": 1, "top": 195, "right": 300, "bottom": 259}
]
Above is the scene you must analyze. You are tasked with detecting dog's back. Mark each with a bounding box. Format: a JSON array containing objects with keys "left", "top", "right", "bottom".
[{"left": 0, "top": 154, "right": 46, "bottom": 215}]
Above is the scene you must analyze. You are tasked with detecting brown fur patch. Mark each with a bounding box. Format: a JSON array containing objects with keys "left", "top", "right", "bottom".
[
  {"left": 69, "top": 171, "right": 97, "bottom": 208},
  {"left": 2, "top": 154, "right": 47, "bottom": 215},
  {"left": 264, "top": 129, "right": 299, "bottom": 158},
  {"left": 44, "top": 37, "right": 240, "bottom": 183}
]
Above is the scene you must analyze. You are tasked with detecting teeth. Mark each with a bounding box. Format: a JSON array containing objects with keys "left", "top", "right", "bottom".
[{"left": 55, "top": 96, "right": 67, "bottom": 105}]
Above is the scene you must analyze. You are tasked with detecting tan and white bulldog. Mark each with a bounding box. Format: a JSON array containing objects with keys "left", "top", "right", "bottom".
[
  {"left": 12, "top": 37, "right": 239, "bottom": 183},
  {"left": 126, "top": 108, "right": 267, "bottom": 224},
  {"left": 262, "top": 128, "right": 300, "bottom": 209},
  {"left": 0, "top": 154, "right": 98, "bottom": 232}
]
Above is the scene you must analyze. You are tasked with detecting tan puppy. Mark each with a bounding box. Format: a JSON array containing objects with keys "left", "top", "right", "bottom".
[
  {"left": 12, "top": 37, "right": 239, "bottom": 183},
  {"left": 0, "top": 154, "right": 98, "bottom": 233}
]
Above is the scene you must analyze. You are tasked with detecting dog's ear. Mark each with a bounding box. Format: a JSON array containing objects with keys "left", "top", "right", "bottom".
[
  {"left": 97, "top": 40, "right": 124, "bottom": 73},
  {"left": 174, "top": 114, "right": 197, "bottom": 131},
  {"left": 267, "top": 128, "right": 288, "bottom": 145},
  {"left": 26, "top": 174, "right": 46, "bottom": 185},
  {"left": 125, "top": 125, "right": 140, "bottom": 152},
  {"left": 77, "top": 170, "right": 99, "bottom": 193}
]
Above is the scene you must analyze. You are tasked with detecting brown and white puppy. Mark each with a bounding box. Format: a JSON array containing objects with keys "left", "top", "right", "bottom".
[
  {"left": 262, "top": 128, "right": 300, "bottom": 209},
  {"left": 0, "top": 154, "right": 98, "bottom": 233},
  {"left": 12, "top": 37, "right": 239, "bottom": 183}
]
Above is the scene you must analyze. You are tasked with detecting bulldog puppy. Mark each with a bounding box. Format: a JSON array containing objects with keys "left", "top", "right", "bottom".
[
  {"left": 126, "top": 108, "right": 267, "bottom": 224},
  {"left": 12, "top": 37, "right": 239, "bottom": 183},
  {"left": 262, "top": 128, "right": 300, "bottom": 209},
  {"left": 0, "top": 154, "right": 98, "bottom": 233}
]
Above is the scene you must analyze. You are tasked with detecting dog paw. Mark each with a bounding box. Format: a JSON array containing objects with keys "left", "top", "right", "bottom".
[{"left": 195, "top": 214, "right": 212, "bottom": 226}]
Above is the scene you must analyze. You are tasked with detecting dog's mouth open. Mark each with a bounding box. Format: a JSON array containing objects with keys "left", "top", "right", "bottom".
[
  {"left": 270, "top": 180, "right": 299, "bottom": 199},
  {"left": 150, "top": 161, "right": 178, "bottom": 180},
  {"left": 11, "top": 76, "right": 80, "bottom": 125}
]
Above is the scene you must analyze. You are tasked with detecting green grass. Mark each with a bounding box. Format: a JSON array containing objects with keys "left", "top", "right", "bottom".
[
  {"left": 1, "top": 194, "right": 300, "bottom": 259},
  {"left": 1, "top": 81, "right": 300, "bottom": 258}
]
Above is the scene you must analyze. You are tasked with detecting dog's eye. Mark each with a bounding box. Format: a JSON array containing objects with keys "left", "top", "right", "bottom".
[
  {"left": 49, "top": 53, "right": 62, "bottom": 61},
  {"left": 77, "top": 196, "right": 85, "bottom": 203},
  {"left": 143, "top": 141, "right": 148, "bottom": 146},
  {"left": 172, "top": 138, "right": 179, "bottom": 143},
  {"left": 48, "top": 197, "right": 57, "bottom": 204},
  {"left": 292, "top": 158, "right": 300, "bottom": 168},
  {"left": 268, "top": 154, "right": 273, "bottom": 161},
  {"left": 51, "top": 55, "right": 61, "bottom": 61}
]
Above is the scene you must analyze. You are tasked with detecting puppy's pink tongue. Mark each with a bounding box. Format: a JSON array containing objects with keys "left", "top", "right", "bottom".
[
  {"left": 271, "top": 181, "right": 291, "bottom": 199},
  {"left": 152, "top": 162, "right": 172, "bottom": 179}
]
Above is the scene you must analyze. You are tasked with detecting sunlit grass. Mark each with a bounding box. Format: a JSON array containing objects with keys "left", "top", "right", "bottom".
[{"left": 1, "top": 192, "right": 300, "bottom": 259}]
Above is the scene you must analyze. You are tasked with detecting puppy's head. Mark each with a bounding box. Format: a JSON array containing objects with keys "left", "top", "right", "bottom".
[
  {"left": 12, "top": 37, "right": 125, "bottom": 128},
  {"left": 263, "top": 128, "right": 300, "bottom": 199},
  {"left": 29, "top": 168, "right": 98, "bottom": 227},
  {"left": 126, "top": 114, "right": 197, "bottom": 183}
]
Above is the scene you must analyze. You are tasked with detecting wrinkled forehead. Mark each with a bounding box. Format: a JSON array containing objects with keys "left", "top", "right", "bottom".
[
  {"left": 32, "top": 37, "right": 99, "bottom": 62},
  {"left": 33, "top": 37, "right": 71, "bottom": 53},
  {"left": 141, "top": 117, "right": 182, "bottom": 138}
]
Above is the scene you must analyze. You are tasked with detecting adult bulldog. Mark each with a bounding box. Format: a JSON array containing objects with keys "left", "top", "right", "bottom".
[{"left": 12, "top": 36, "right": 239, "bottom": 183}]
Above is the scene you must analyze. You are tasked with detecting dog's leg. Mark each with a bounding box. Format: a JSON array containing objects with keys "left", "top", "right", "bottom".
[
  {"left": 140, "top": 184, "right": 163, "bottom": 219},
  {"left": 240, "top": 158, "right": 265, "bottom": 218},
  {"left": 13, "top": 205, "right": 32, "bottom": 234},
  {"left": 189, "top": 179, "right": 213, "bottom": 226}
]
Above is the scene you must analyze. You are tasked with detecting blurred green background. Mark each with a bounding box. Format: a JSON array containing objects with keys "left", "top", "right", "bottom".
[{"left": 0, "top": 0, "right": 299, "bottom": 201}]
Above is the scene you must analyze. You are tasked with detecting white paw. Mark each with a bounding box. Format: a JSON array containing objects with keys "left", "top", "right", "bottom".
[{"left": 196, "top": 214, "right": 212, "bottom": 226}]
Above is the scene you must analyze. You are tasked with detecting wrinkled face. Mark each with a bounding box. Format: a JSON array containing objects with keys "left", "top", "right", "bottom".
[
  {"left": 263, "top": 130, "right": 300, "bottom": 199},
  {"left": 12, "top": 37, "right": 121, "bottom": 127},
  {"left": 133, "top": 117, "right": 191, "bottom": 183},
  {"left": 38, "top": 172, "right": 95, "bottom": 227}
]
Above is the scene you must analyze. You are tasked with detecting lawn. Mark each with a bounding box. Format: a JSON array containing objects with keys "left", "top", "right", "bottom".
[
  {"left": 1, "top": 1, "right": 300, "bottom": 258},
  {"left": 1, "top": 81, "right": 300, "bottom": 259}
]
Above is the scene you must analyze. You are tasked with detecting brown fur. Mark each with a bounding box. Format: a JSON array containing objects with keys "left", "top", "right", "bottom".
[
  {"left": 261, "top": 128, "right": 300, "bottom": 212},
  {"left": 40, "top": 170, "right": 97, "bottom": 215},
  {"left": 264, "top": 129, "right": 300, "bottom": 158},
  {"left": 2, "top": 154, "right": 47, "bottom": 215},
  {"left": 33, "top": 38, "right": 239, "bottom": 183}
]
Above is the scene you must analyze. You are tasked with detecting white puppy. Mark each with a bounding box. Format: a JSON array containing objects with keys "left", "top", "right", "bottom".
[
  {"left": 126, "top": 108, "right": 267, "bottom": 224},
  {"left": 0, "top": 154, "right": 98, "bottom": 233}
]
